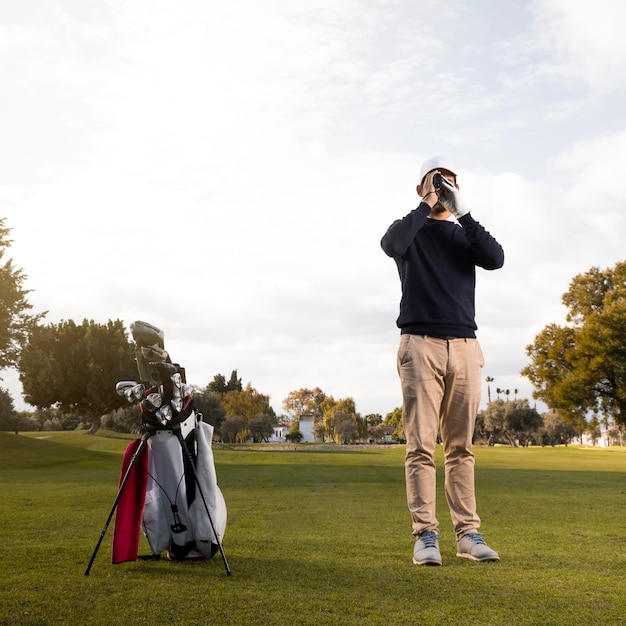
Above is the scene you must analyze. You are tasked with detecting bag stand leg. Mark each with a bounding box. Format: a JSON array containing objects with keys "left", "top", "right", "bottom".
[{"left": 84, "top": 431, "right": 151, "bottom": 576}]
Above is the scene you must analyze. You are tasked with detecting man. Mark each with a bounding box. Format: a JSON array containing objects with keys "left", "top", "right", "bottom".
[{"left": 380, "top": 156, "right": 504, "bottom": 566}]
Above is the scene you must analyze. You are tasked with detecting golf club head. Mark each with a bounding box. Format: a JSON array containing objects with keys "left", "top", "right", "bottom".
[
  {"left": 123, "top": 383, "right": 145, "bottom": 403},
  {"left": 140, "top": 345, "right": 169, "bottom": 363},
  {"left": 135, "top": 345, "right": 170, "bottom": 384},
  {"left": 156, "top": 404, "right": 173, "bottom": 426},
  {"left": 116, "top": 380, "right": 140, "bottom": 396},
  {"left": 171, "top": 397, "right": 184, "bottom": 413},
  {"left": 171, "top": 373, "right": 182, "bottom": 389},
  {"left": 142, "top": 392, "right": 163, "bottom": 412},
  {"left": 131, "top": 383, "right": 145, "bottom": 401},
  {"left": 130, "top": 320, "right": 165, "bottom": 349}
]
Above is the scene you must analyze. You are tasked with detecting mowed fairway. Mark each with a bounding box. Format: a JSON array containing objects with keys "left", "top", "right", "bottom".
[{"left": 1, "top": 431, "right": 625, "bottom": 626}]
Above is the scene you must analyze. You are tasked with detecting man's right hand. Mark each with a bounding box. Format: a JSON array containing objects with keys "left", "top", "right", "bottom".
[{"left": 418, "top": 172, "right": 439, "bottom": 208}]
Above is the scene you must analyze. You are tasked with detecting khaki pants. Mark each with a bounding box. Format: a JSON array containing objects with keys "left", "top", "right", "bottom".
[{"left": 397, "top": 334, "right": 484, "bottom": 539}]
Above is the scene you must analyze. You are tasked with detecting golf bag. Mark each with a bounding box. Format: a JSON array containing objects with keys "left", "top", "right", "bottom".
[
  {"left": 112, "top": 408, "right": 227, "bottom": 562},
  {"left": 84, "top": 320, "right": 229, "bottom": 575}
]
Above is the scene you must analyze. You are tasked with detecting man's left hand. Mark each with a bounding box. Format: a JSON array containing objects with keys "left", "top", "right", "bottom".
[{"left": 438, "top": 178, "right": 469, "bottom": 218}]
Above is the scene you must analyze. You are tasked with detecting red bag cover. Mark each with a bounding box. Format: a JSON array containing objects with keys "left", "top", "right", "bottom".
[{"left": 111, "top": 439, "right": 149, "bottom": 564}]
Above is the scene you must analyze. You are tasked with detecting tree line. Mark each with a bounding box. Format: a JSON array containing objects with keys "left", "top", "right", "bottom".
[{"left": 1, "top": 217, "right": 625, "bottom": 445}]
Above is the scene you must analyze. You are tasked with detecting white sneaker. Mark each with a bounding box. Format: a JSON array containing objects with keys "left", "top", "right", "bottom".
[
  {"left": 412, "top": 531, "right": 442, "bottom": 566},
  {"left": 456, "top": 532, "right": 500, "bottom": 562}
]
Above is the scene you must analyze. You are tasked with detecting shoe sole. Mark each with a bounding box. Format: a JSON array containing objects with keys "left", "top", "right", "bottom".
[
  {"left": 456, "top": 552, "right": 500, "bottom": 562},
  {"left": 412, "top": 557, "right": 442, "bottom": 566}
]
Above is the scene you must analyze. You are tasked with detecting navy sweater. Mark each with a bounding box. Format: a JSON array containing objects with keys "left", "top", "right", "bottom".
[{"left": 381, "top": 203, "right": 504, "bottom": 338}]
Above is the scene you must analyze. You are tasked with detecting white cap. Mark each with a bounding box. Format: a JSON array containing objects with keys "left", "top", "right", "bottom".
[{"left": 419, "top": 156, "right": 457, "bottom": 183}]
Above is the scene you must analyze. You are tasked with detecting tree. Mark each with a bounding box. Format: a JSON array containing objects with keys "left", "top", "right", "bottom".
[
  {"left": 285, "top": 425, "right": 303, "bottom": 442},
  {"left": 541, "top": 410, "right": 577, "bottom": 446},
  {"left": 249, "top": 413, "right": 274, "bottom": 442},
  {"left": 384, "top": 407, "right": 404, "bottom": 442},
  {"left": 332, "top": 410, "right": 358, "bottom": 444},
  {"left": 485, "top": 376, "right": 494, "bottom": 404},
  {"left": 0, "top": 387, "right": 16, "bottom": 431},
  {"left": 504, "top": 399, "right": 543, "bottom": 447},
  {"left": 18, "top": 319, "right": 137, "bottom": 434},
  {"left": 102, "top": 405, "right": 142, "bottom": 434},
  {"left": 208, "top": 370, "right": 242, "bottom": 394},
  {"left": 282, "top": 387, "right": 326, "bottom": 422},
  {"left": 220, "top": 414, "right": 247, "bottom": 443},
  {"left": 207, "top": 372, "right": 276, "bottom": 441},
  {"left": 220, "top": 382, "right": 276, "bottom": 424},
  {"left": 364, "top": 413, "right": 383, "bottom": 442},
  {"left": 320, "top": 396, "right": 357, "bottom": 441},
  {"left": 0, "top": 219, "right": 46, "bottom": 370},
  {"left": 312, "top": 420, "right": 327, "bottom": 441},
  {"left": 479, "top": 398, "right": 542, "bottom": 446},
  {"left": 480, "top": 398, "right": 507, "bottom": 445},
  {"left": 191, "top": 386, "right": 226, "bottom": 430},
  {"left": 368, "top": 422, "right": 390, "bottom": 443},
  {"left": 522, "top": 261, "right": 626, "bottom": 425}
]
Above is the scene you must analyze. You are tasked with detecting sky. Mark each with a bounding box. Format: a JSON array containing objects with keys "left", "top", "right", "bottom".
[{"left": 1, "top": 0, "right": 626, "bottom": 419}]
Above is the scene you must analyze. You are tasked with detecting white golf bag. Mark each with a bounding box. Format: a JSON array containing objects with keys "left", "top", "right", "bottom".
[{"left": 141, "top": 410, "right": 227, "bottom": 559}]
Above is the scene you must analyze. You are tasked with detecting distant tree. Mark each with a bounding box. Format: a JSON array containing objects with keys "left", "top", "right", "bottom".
[
  {"left": 607, "top": 422, "right": 625, "bottom": 447},
  {"left": 541, "top": 410, "right": 575, "bottom": 446},
  {"left": 312, "top": 420, "right": 326, "bottom": 441},
  {"left": 368, "top": 422, "right": 390, "bottom": 443},
  {"left": 365, "top": 413, "right": 382, "bottom": 428},
  {"left": 102, "top": 405, "right": 142, "bottom": 434},
  {"left": 479, "top": 398, "right": 543, "bottom": 446},
  {"left": 282, "top": 387, "right": 326, "bottom": 422},
  {"left": 285, "top": 426, "right": 303, "bottom": 443},
  {"left": 205, "top": 373, "right": 277, "bottom": 441},
  {"left": 523, "top": 261, "right": 626, "bottom": 426},
  {"left": 30, "top": 406, "right": 82, "bottom": 431},
  {"left": 208, "top": 370, "right": 243, "bottom": 395},
  {"left": 333, "top": 410, "right": 358, "bottom": 444},
  {"left": 364, "top": 413, "right": 383, "bottom": 442},
  {"left": 320, "top": 396, "right": 357, "bottom": 441},
  {"left": 221, "top": 382, "right": 276, "bottom": 424},
  {"left": 0, "top": 387, "right": 16, "bottom": 431},
  {"left": 14, "top": 410, "right": 37, "bottom": 432},
  {"left": 220, "top": 414, "right": 247, "bottom": 443},
  {"left": 191, "top": 386, "right": 226, "bottom": 429},
  {"left": 504, "top": 399, "right": 543, "bottom": 447},
  {"left": 0, "top": 219, "right": 46, "bottom": 370},
  {"left": 18, "top": 319, "right": 136, "bottom": 434},
  {"left": 208, "top": 373, "right": 227, "bottom": 394},
  {"left": 249, "top": 413, "right": 274, "bottom": 442},
  {"left": 480, "top": 399, "right": 507, "bottom": 445},
  {"left": 485, "top": 376, "right": 494, "bottom": 404},
  {"left": 384, "top": 407, "right": 404, "bottom": 442}
]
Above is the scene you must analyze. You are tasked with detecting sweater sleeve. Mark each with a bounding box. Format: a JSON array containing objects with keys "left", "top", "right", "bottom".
[
  {"left": 380, "top": 203, "right": 431, "bottom": 258},
  {"left": 457, "top": 213, "right": 504, "bottom": 270}
]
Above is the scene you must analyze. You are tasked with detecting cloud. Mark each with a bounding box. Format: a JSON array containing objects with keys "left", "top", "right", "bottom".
[{"left": 531, "top": 0, "right": 626, "bottom": 95}]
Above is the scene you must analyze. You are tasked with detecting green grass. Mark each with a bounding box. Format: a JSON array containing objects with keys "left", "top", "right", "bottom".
[{"left": 1, "top": 432, "right": 625, "bottom": 625}]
